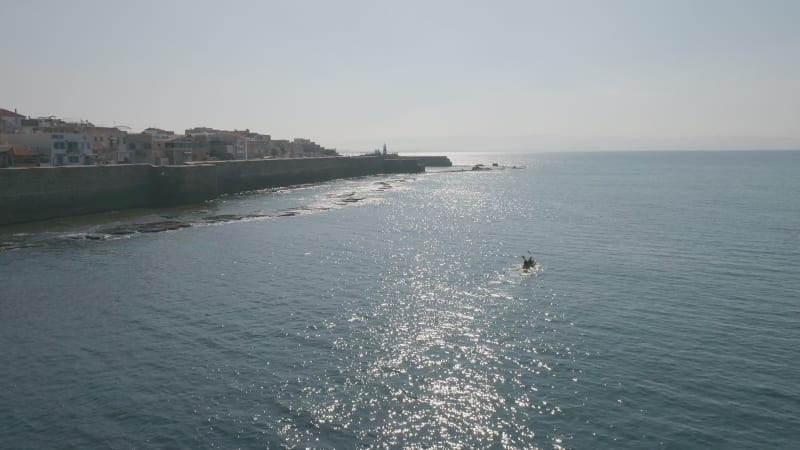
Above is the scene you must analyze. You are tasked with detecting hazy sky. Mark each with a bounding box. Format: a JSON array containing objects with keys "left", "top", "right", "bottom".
[{"left": 3, "top": 0, "right": 799, "bottom": 152}]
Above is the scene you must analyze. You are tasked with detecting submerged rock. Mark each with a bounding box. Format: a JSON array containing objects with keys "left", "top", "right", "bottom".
[
  {"left": 203, "top": 214, "right": 245, "bottom": 223},
  {"left": 97, "top": 224, "right": 138, "bottom": 235},
  {"left": 202, "top": 213, "right": 273, "bottom": 223},
  {"left": 0, "top": 241, "right": 32, "bottom": 252},
  {"left": 137, "top": 221, "right": 192, "bottom": 233}
]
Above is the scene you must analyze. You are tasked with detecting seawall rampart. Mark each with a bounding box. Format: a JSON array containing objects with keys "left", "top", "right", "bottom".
[
  {"left": 154, "top": 164, "right": 219, "bottom": 206},
  {"left": 395, "top": 156, "right": 452, "bottom": 167},
  {"left": 210, "top": 156, "right": 421, "bottom": 196},
  {"left": 0, "top": 165, "right": 157, "bottom": 225},
  {"left": 0, "top": 156, "right": 423, "bottom": 225}
]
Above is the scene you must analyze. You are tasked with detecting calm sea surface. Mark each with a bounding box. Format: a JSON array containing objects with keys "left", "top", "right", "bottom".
[{"left": 1, "top": 151, "right": 799, "bottom": 449}]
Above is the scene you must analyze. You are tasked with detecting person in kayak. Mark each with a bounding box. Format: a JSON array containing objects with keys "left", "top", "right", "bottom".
[{"left": 522, "top": 256, "right": 535, "bottom": 270}]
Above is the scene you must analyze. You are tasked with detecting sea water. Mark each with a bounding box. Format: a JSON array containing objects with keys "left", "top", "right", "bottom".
[{"left": 1, "top": 151, "right": 799, "bottom": 448}]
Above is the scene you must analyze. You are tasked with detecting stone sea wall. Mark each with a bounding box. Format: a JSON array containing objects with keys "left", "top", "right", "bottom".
[
  {"left": 395, "top": 156, "right": 452, "bottom": 167},
  {"left": 0, "top": 156, "right": 423, "bottom": 225}
]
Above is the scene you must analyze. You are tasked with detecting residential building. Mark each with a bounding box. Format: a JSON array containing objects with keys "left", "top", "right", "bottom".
[
  {"left": 0, "top": 108, "right": 25, "bottom": 131},
  {"left": 187, "top": 127, "right": 235, "bottom": 160},
  {"left": 127, "top": 128, "right": 183, "bottom": 164},
  {"left": 142, "top": 128, "right": 175, "bottom": 140},
  {"left": 0, "top": 145, "right": 39, "bottom": 167},
  {"left": 291, "top": 138, "right": 337, "bottom": 157},
  {"left": 186, "top": 127, "right": 270, "bottom": 160},
  {"left": 0, "top": 131, "right": 94, "bottom": 165},
  {"left": 127, "top": 133, "right": 157, "bottom": 164},
  {"left": 16, "top": 117, "right": 93, "bottom": 134},
  {"left": 238, "top": 130, "right": 271, "bottom": 159},
  {"left": 164, "top": 135, "right": 206, "bottom": 164},
  {"left": 85, "top": 126, "right": 129, "bottom": 163},
  {"left": 270, "top": 139, "right": 292, "bottom": 157}
]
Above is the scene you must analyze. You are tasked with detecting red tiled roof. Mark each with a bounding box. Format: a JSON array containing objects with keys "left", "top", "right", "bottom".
[
  {"left": 0, "top": 108, "right": 25, "bottom": 118},
  {"left": 10, "top": 146, "right": 37, "bottom": 156}
]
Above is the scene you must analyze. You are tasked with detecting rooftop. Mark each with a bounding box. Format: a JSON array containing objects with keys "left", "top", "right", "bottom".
[
  {"left": 0, "top": 108, "right": 25, "bottom": 118},
  {"left": 10, "top": 146, "right": 37, "bottom": 157}
]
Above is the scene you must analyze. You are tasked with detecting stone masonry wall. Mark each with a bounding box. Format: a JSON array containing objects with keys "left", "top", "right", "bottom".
[{"left": 0, "top": 157, "right": 423, "bottom": 225}]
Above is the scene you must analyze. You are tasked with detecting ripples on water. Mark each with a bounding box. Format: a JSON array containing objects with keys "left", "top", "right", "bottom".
[
  {"left": 1, "top": 151, "right": 799, "bottom": 449},
  {"left": 258, "top": 173, "right": 576, "bottom": 449}
]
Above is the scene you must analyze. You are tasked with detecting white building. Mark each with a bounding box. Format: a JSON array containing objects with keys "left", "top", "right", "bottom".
[{"left": 0, "top": 131, "right": 94, "bottom": 166}]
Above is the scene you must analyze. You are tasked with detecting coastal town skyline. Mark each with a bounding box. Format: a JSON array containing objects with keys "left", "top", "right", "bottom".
[
  {"left": 3, "top": 0, "right": 799, "bottom": 152},
  {"left": 0, "top": 106, "right": 341, "bottom": 167}
]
